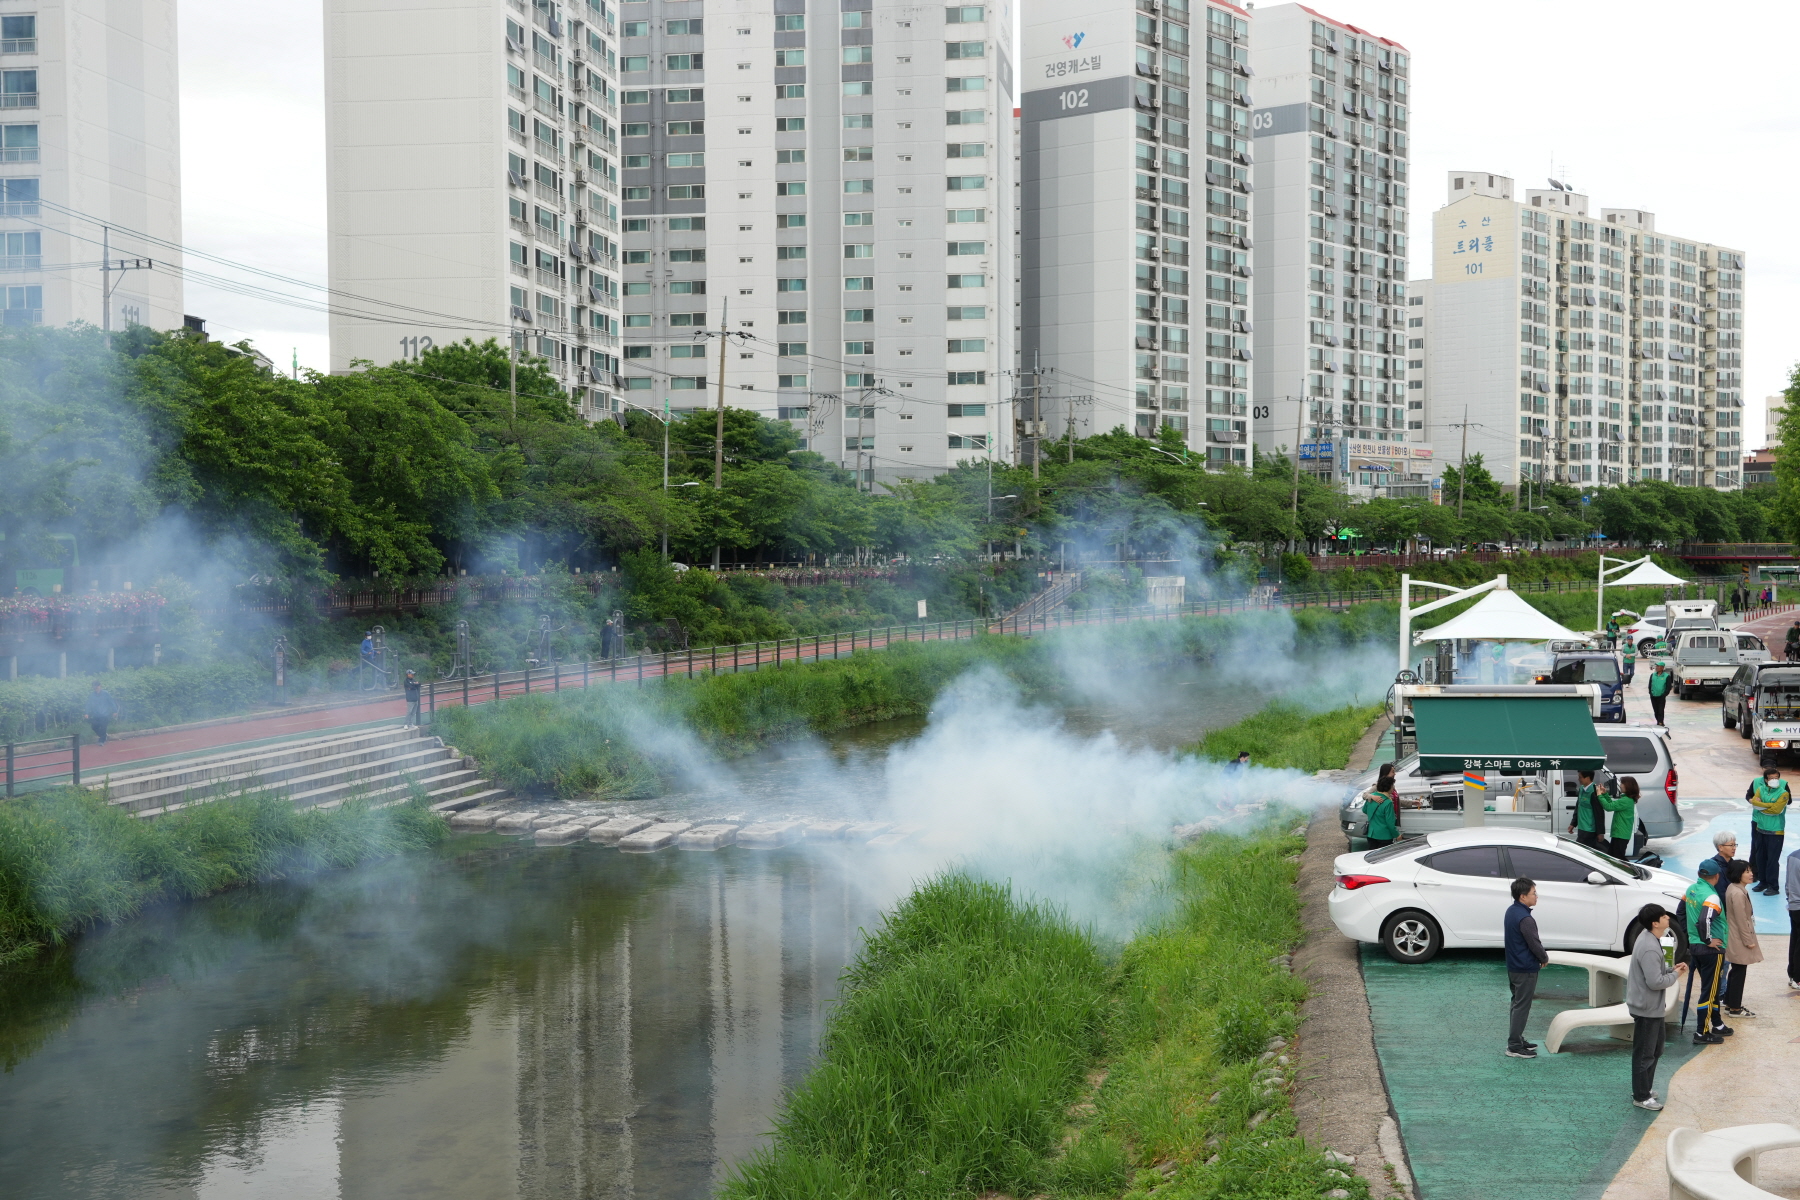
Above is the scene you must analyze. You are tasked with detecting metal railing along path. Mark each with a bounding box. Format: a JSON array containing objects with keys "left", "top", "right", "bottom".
[{"left": 3, "top": 734, "right": 80, "bottom": 796}]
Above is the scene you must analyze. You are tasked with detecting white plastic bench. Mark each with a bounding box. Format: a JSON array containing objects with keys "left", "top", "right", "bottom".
[
  {"left": 1542, "top": 950, "right": 1678, "bottom": 1054},
  {"left": 1668, "top": 1124, "right": 1800, "bottom": 1200}
]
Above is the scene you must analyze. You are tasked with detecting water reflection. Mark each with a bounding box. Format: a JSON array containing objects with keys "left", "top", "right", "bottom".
[{"left": 0, "top": 845, "right": 877, "bottom": 1199}]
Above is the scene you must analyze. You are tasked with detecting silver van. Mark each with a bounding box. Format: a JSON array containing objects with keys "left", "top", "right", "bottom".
[{"left": 1341, "top": 725, "right": 1682, "bottom": 849}]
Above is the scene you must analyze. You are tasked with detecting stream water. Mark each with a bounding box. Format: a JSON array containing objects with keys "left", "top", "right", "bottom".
[{"left": 0, "top": 663, "right": 1311, "bottom": 1198}]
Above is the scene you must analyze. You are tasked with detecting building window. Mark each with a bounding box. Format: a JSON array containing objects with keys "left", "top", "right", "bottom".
[
  {"left": 776, "top": 84, "right": 806, "bottom": 99},
  {"left": 776, "top": 49, "right": 805, "bottom": 66},
  {"left": 844, "top": 179, "right": 875, "bottom": 193},
  {"left": 947, "top": 340, "right": 985, "bottom": 354},
  {"left": 947, "top": 371, "right": 986, "bottom": 385},
  {"left": 844, "top": 276, "right": 875, "bottom": 290},
  {"left": 779, "top": 374, "right": 808, "bottom": 388},
  {"left": 776, "top": 181, "right": 806, "bottom": 196},
  {"left": 845, "top": 308, "right": 874, "bottom": 322},
  {"left": 666, "top": 54, "right": 703, "bottom": 71},
  {"left": 947, "top": 306, "right": 985, "bottom": 320},
  {"left": 947, "top": 241, "right": 985, "bottom": 255},
  {"left": 0, "top": 175, "right": 37, "bottom": 215},
  {"left": 777, "top": 278, "right": 806, "bottom": 292},
  {"left": 776, "top": 15, "right": 805, "bottom": 31},
  {"left": 777, "top": 214, "right": 807, "bottom": 228},
  {"left": 945, "top": 41, "right": 985, "bottom": 59},
  {"left": 667, "top": 184, "right": 705, "bottom": 199},
  {"left": 946, "top": 6, "right": 985, "bottom": 22},
  {"left": 844, "top": 114, "right": 873, "bottom": 129},
  {"left": 843, "top": 46, "right": 873, "bottom": 65},
  {"left": 777, "top": 117, "right": 805, "bottom": 131},
  {"left": 946, "top": 76, "right": 984, "bottom": 91},
  {"left": 946, "top": 273, "right": 984, "bottom": 288},
  {"left": 778, "top": 310, "right": 807, "bottom": 324},
  {"left": 946, "top": 175, "right": 985, "bottom": 190},
  {"left": 0, "top": 16, "right": 36, "bottom": 54},
  {"left": 666, "top": 18, "right": 702, "bottom": 34},
  {"left": 946, "top": 143, "right": 985, "bottom": 158},
  {"left": 947, "top": 402, "right": 987, "bottom": 416},
  {"left": 843, "top": 243, "right": 874, "bottom": 258},
  {"left": 948, "top": 434, "right": 989, "bottom": 449},
  {"left": 622, "top": 56, "right": 649, "bottom": 72}
]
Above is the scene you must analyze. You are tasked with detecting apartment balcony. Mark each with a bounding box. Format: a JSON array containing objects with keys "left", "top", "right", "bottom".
[
  {"left": 0, "top": 92, "right": 36, "bottom": 109},
  {"left": 0, "top": 37, "right": 36, "bottom": 53}
]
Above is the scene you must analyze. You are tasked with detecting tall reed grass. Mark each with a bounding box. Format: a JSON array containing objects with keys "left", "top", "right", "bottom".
[
  {"left": 0, "top": 787, "right": 447, "bottom": 966},
  {"left": 720, "top": 873, "right": 1109, "bottom": 1199}
]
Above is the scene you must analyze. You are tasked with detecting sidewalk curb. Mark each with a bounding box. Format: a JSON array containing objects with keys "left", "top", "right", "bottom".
[{"left": 1293, "top": 715, "right": 1415, "bottom": 1200}]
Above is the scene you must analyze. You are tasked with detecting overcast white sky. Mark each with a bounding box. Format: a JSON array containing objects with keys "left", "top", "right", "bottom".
[{"left": 178, "top": 0, "right": 1797, "bottom": 444}]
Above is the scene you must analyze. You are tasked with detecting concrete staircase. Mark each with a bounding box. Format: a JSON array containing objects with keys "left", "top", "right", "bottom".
[{"left": 88, "top": 725, "right": 508, "bottom": 820}]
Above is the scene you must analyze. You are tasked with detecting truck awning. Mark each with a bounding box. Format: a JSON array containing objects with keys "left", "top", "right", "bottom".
[{"left": 1411, "top": 696, "right": 1606, "bottom": 773}]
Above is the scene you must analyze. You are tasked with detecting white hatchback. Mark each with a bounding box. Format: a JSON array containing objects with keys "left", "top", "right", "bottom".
[{"left": 1329, "top": 827, "right": 1692, "bottom": 964}]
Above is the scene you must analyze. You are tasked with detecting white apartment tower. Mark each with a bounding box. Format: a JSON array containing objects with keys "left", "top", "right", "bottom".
[
  {"left": 0, "top": 0, "right": 182, "bottom": 332},
  {"left": 1418, "top": 172, "right": 1746, "bottom": 491},
  {"left": 1022, "top": 0, "right": 1253, "bottom": 467},
  {"left": 328, "top": 0, "right": 625, "bottom": 421},
  {"left": 1247, "top": 5, "right": 1422, "bottom": 492},
  {"left": 328, "top": 0, "right": 1016, "bottom": 482}
]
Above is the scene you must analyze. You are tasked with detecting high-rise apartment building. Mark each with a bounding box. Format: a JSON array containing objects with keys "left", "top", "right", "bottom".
[
  {"left": 328, "top": 0, "right": 1015, "bottom": 483},
  {"left": 328, "top": 0, "right": 625, "bottom": 421},
  {"left": 0, "top": 0, "right": 183, "bottom": 332},
  {"left": 1417, "top": 172, "right": 1747, "bottom": 491},
  {"left": 1021, "top": 0, "right": 1253, "bottom": 468},
  {"left": 1246, "top": 5, "right": 1422, "bottom": 493}
]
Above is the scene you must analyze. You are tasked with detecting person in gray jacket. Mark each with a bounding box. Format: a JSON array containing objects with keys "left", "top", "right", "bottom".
[
  {"left": 1627, "top": 903, "right": 1688, "bottom": 1111},
  {"left": 1787, "top": 844, "right": 1800, "bottom": 989}
]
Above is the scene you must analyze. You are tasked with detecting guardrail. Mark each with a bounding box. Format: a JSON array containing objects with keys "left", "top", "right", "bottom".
[{"left": 4, "top": 734, "right": 80, "bottom": 796}]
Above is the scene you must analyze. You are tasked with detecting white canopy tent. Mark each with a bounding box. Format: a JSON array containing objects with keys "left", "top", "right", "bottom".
[
  {"left": 1604, "top": 560, "right": 1687, "bottom": 588},
  {"left": 1598, "top": 555, "right": 1688, "bottom": 628},
  {"left": 1412, "top": 588, "right": 1585, "bottom": 646}
]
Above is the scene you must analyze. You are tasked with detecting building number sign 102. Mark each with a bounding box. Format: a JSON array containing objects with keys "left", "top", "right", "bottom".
[
  {"left": 399, "top": 335, "right": 435, "bottom": 360},
  {"left": 1058, "top": 88, "right": 1089, "bottom": 111}
]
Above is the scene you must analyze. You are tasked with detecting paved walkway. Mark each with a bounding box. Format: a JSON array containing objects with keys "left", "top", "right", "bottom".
[{"left": 1594, "top": 615, "right": 1800, "bottom": 1199}]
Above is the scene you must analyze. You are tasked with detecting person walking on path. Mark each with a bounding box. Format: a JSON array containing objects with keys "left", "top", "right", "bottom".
[
  {"left": 1786, "top": 842, "right": 1800, "bottom": 990},
  {"left": 1748, "top": 768, "right": 1790, "bottom": 895},
  {"left": 403, "top": 670, "right": 422, "bottom": 729},
  {"left": 1622, "top": 638, "right": 1637, "bottom": 684},
  {"left": 1787, "top": 621, "right": 1800, "bottom": 663},
  {"left": 1700, "top": 829, "right": 1739, "bottom": 891},
  {"left": 1504, "top": 877, "right": 1548, "bottom": 1059},
  {"left": 1722, "top": 860, "right": 1762, "bottom": 1020},
  {"left": 360, "top": 632, "right": 377, "bottom": 690},
  {"left": 1647, "top": 662, "right": 1674, "bottom": 726},
  {"left": 84, "top": 681, "right": 120, "bottom": 745},
  {"left": 1685, "top": 863, "right": 1731, "bottom": 1044},
  {"left": 1626, "top": 903, "right": 1686, "bottom": 1111},
  {"left": 1363, "top": 764, "right": 1399, "bottom": 849},
  {"left": 1569, "top": 769, "right": 1604, "bottom": 850},
  {"left": 1602, "top": 777, "right": 1640, "bottom": 860}
]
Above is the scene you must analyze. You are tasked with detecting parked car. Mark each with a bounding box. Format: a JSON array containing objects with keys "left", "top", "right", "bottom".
[
  {"left": 1329, "top": 828, "right": 1692, "bottom": 963},
  {"left": 1340, "top": 725, "right": 1681, "bottom": 844},
  {"left": 1621, "top": 605, "right": 1668, "bottom": 656},
  {"left": 1539, "top": 651, "right": 1625, "bottom": 721},
  {"left": 1723, "top": 662, "right": 1800, "bottom": 734},
  {"left": 1733, "top": 665, "right": 1800, "bottom": 767}
]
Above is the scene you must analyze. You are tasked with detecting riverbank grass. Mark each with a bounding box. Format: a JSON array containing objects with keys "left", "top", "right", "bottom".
[
  {"left": 1193, "top": 701, "right": 1385, "bottom": 772},
  {"left": 0, "top": 786, "right": 448, "bottom": 966}
]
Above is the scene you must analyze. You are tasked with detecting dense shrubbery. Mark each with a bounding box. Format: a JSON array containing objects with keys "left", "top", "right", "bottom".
[
  {"left": 0, "top": 660, "right": 266, "bottom": 742},
  {"left": 1194, "top": 702, "right": 1385, "bottom": 772}
]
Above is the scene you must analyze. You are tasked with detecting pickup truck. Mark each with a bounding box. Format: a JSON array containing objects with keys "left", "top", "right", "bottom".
[
  {"left": 1673, "top": 630, "right": 1740, "bottom": 698},
  {"left": 1744, "top": 666, "right": 1800, "bottom": 767}
]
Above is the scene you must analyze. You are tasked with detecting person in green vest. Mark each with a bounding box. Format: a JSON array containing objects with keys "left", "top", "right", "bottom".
[
  {"left": 1363, "top": 763, "right": 1399, "bottom": 849},
  {"left": 1647, "top": 661, "right": 1674, "bottom": 726},
  {"left": 1685, "top": 863, "right": 1731, "bottom": 1044},
  {"left": 1568, "top": 769, "right": 1603, "bottom": 850},
  {"left": 1748, "top": 768, "right": 1791, "bottom": 896},
  {"left": 1607, "top": 613, "right": 1622, "bottom": 641},
  {"left": 1601, "top": 776, "right": 1639, "bottom": 859},
  {"left": 1622, "top": 638, "right": 1637, "bottom": 684}
]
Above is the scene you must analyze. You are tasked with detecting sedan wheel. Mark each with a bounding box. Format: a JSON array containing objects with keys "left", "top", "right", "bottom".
[{"left": 1381, "top": 910, "right": 1443, "bottom": 964}]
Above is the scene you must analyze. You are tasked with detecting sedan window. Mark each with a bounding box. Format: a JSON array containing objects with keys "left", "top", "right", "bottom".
[
  {"left": 1505, "top": 847, "right": 1594, "bottom": 884},
  {"left": 1419, "top": 847, "right": 1505, "bottom": 877}
]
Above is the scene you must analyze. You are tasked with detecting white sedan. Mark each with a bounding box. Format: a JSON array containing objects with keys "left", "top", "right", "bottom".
[{"left": 1329, "top": 828, "right": 1691, "bottom": 964}]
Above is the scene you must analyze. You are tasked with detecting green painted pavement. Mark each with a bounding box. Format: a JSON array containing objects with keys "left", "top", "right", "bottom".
[{"left": 1361, "top": 947, "right": 1702, "bottom": 1200}]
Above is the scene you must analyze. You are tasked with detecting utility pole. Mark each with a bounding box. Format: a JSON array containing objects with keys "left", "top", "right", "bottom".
[
  {"left": 98, "top": 225, "right": 151, "bottom": 352},
  {"left": 509, "top": 322, "right": 518, "bottom": 422},
  {"left": 1031, "top": 351, "right": 1042, "bottom": 479},
  {"left": 1289, "top": 391, "right": 1305, "bottom": 554},
  {"left": 1458, "top": 403, "right": 1469, "bottom": 519}
]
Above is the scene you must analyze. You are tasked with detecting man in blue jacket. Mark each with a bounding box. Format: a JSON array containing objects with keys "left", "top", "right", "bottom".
[{"left": 1504, "top": 877, "right": 1549, "bottom": 1059}]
